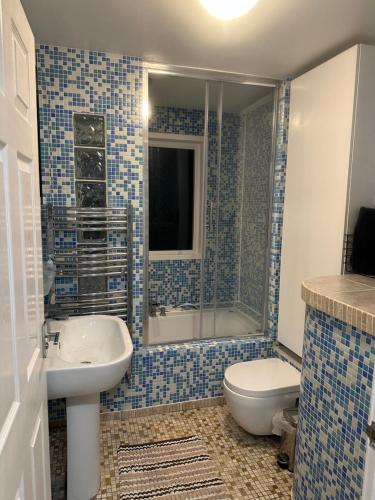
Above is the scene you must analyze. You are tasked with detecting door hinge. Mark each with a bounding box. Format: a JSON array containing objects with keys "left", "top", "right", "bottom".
[{"left": 366, "top": 421, "right": 375, "bottom": 449}]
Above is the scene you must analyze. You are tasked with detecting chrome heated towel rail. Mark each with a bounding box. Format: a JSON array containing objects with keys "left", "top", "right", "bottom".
[{"left": 44, "top": 205, "right": 133, "bottom": 330}]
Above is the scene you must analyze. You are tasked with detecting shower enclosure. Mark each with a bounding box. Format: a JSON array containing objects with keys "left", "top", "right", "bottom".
[{"left": 145, "top": 67, "right": 278, "bottom": 344}]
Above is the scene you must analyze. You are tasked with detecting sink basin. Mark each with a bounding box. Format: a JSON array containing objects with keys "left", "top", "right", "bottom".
[
  {"left": 46, "top": 315, "right": 133, "bottom": 399},
  {"left": 45, "top": 315, "right": 133, "bottom": 500}
]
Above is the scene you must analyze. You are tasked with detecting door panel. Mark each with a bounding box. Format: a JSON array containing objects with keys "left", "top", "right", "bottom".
[
  {"left": 0, "top": 145, "right": 17, "bottom": 426},
  {"left": 12, "top": 25, "right": 31, "bottom": 119},
  {"left": 0, "top": 0, "right": 51, "bottom": 498},
  {"left": 199, "top": 80, "right": 221, "bottom": 340},
  {"left": 18, "top": 155, "right": 38, "bottom": 344},
  {"left": 30, "top": 408, "right": 48, "bottom": 500}
]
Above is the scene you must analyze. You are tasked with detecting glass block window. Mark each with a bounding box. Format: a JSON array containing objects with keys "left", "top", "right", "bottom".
[
  {"left": 73, "top": 113, "right": 107, "bottom": 238},
  {"left": 76, "top": 181, "right": 106, "bottom": 207},
  {"left": 74, "top": 113, "right": 105, "bottom": 147},
  {"left": 75, "top": 147, "right": 106, "bottom": 180},
  {"left": 73, "top": 113, "right": 107, "bottom": 292}
]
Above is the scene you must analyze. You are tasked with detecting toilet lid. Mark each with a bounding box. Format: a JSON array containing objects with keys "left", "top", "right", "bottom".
[{"left": 224, "top": 358, "right": 300, "bottom": 398}]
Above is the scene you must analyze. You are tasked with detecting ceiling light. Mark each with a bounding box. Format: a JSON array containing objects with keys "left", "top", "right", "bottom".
[{"left": 200, "top": 0, "right": 258, "bottom": 20}]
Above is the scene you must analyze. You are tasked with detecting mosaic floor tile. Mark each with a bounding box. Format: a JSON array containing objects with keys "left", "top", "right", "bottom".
[
  {"left": 49, "top": 404, "right": 293, "bottom": 499},
  {"left": 49, "top": 425, "right": 66, "bottom": 500}
]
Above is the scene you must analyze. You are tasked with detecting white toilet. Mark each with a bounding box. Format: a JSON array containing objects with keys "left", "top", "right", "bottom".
[{"left": 223, "top": 358, "right": 300, "bottom": 435}]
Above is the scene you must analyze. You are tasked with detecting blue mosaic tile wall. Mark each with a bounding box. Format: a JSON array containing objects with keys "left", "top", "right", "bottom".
[
  {"left": 214, "top": 112, "right": 242, "bottom": 306},
  {"left": 37, "top": 45, "right": 145, "bottom": 419},
  {"left": 267, "top": 80, "right": 290, "bottom": 338},
  {"left": 37, "top": 44, "right": 290, "bottom": 418},
  {"left": 103, "top": 80, "right": 288, "bottom": 412},
  {"left": 148, "top": 106, "right": 241, "bottom": 307},
  {"left": 294, "top": 306, "right": 375, "bottom": 499},
  {"left": 149, "top": 259, "right": 201, "bottom": 306},
  {"left": 102, "top": 336, "right": 274, "bottom": 409},
  {"left": 149, "top": 85, "right": 290, "bottom": 331},
  {"left": 148, "top": 105, "right": 202, "bottom": 306},
  {"left": 238, "top": 97, "right": 274, "bottom": 322},
  {"left": 37, "top": 45, "right": 144, "bottom": 352}
]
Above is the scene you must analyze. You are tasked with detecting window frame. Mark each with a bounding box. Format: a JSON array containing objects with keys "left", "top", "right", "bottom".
[{"left": 148, "top": 132, "right": 203, "bottom": 261}]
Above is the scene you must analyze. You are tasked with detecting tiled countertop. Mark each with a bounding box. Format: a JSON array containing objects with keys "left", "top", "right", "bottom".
[{"left": 302, "top": 274, "right": 375, "bottom": 335}]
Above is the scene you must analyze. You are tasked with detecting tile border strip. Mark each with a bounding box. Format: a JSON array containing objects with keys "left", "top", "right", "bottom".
[{"left": 100, "top": 396, "right": 225, "bottom": 421}]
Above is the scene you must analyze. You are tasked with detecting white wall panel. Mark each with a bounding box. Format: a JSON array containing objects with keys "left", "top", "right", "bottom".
[{"left": 278, "top": 46, "right": 358, "bottom": 356}]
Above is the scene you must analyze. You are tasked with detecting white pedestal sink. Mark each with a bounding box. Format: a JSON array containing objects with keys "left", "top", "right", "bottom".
[{"left": 45, "top": 315, "right": 133, "bottom": 500}]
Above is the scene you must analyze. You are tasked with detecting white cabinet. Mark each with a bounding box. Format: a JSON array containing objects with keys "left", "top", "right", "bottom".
[{"left": 278, "top": 44, "right": 375, "bottom": 357}]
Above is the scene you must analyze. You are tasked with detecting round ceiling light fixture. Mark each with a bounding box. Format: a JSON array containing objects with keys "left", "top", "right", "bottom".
[{"left": 200, "top": 0, "right": 258, "bottom": 20}]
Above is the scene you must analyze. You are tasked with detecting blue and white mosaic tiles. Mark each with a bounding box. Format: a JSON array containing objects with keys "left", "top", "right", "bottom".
[
  {"left": 148, "top": 105, "right": 203, "bottom": 306},
  {"left": 149, "top": 259, "right": 201, "bottom": 306},
  {"left": 267, "top": 80, "right": 290, "bottom": 339},
  {"left": 149, "top": 106, "right": 242, "bottom": 308},
  {"left": 239, "top": 97, "right": 274, "bottom": 321},
  {"left": 294, "top": 306, "right": 375, "bottom": 499},
  {"left": 102, "top": 336, "right": 274, "bottom": 410},
  {"left": 37, "top": 44, "right": 290, "bottom": 418},
  {"left": 36, "top": 44, "right": 144, "bottom": 350},
  {"left": 148, "top": 86, "right": 290, "bottom": 329},
  {"left": 149, "top": 105, "right": 204, "bottom": 136}
]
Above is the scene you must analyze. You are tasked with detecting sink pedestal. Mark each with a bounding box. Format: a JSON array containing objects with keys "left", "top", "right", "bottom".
[{"left": 66, "top": 393, "right": 100, "bottom": 500}]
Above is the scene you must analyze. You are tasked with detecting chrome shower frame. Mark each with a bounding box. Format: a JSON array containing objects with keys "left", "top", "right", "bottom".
[{"left": 143, "top": 61, "right": 281, "bottom": 345}]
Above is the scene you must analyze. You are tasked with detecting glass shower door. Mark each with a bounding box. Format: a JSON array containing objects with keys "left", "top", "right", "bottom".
[
  {"left": 198, "top": 81, "right": 222, "bottom": 339},
  {"left": 145, "top": 68, "right": 276, "bottom": 345},
  {"left": 222, "top": 81, "right": 276, "bottom": 338},
  {"left": 213, "top": 82, "right": 242, "bottom": 338},
  {"left": 147, "top": 72, "right": 207, "bottom": 344},
  {"left": 199, "top": 80, "right": 276, "bottom": 339}
]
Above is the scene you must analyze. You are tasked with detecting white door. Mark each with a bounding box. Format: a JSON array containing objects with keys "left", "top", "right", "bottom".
[
  {"left": 363, "top": 385, "right": 375, "bottom": 499},
  {"left": 0, "top": 0, "right": 51, "bottom": 498}
]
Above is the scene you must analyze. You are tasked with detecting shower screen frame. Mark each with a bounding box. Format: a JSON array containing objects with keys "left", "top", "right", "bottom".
[{"left": 143, "top": 62, "right": 280, "bottom": 345}]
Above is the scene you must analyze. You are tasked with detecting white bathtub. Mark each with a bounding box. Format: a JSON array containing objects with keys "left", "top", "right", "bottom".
[{"left": 147, "top": 307, "right": 261, "bottom": 345}]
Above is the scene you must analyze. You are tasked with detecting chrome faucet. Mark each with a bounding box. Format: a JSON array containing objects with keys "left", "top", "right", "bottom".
[
  {"left": 149, "top": 302, "right": 159, "bottom": 317},
  {"left": 159, "top": 306, "right": 167, "bottom": 317},
  {"left": 42, "top": 319, "right": 61, "bottom": 358},
  {"left": 149, "top": 302, "right": 167, "bottom": 317}
]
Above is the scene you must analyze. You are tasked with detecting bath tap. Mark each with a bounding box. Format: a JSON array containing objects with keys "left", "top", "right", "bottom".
[
  {"left": 149, "top": 302, "right": 159, "bottom": 317},
  {"left": 159, "top": 306, "right": 166, "bottom": 316},
  {"left": 150, "top": 303, "right": 167, "bottom": 317}
]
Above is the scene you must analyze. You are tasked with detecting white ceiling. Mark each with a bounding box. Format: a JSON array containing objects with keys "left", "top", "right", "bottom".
[
  {"left": 149, "top": 74, "right": 273, "bottom": 112},
  {"left": 21, "top": 0, "right": 375, "bottom": 79}
]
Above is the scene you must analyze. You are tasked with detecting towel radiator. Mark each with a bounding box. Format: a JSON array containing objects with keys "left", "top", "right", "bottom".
[{"left": 44, "top": 205, "right": 133, "bottom": 332}]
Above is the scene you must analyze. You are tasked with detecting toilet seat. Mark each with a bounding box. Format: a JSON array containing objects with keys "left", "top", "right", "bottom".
[{"left": 224, "top": 358, "right": 300, "bottom": 398}]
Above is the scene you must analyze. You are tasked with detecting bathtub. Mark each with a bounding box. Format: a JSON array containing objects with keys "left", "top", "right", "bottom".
[{"left": 147, "top": 307, "right": 261, "bottom": 345}]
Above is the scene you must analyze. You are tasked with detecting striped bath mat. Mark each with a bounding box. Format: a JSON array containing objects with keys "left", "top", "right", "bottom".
[{"left": 118, "top": 435, "right": 230, "bottom": 499}]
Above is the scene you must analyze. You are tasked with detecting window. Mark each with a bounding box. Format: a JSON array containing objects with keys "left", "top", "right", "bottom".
[{"left": 148, "top": 133, "right": 203, "bottom": 260}]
